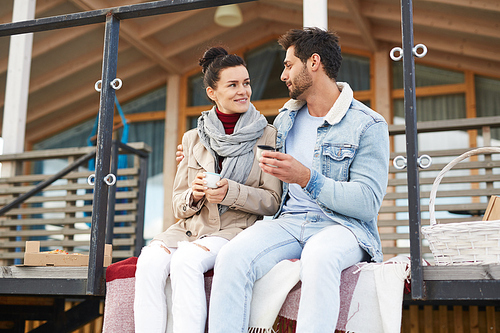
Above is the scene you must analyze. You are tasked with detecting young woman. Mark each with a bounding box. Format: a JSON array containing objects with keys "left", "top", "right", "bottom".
[{"left": 134, "top": 47, "right": 281, "bottom": 333}]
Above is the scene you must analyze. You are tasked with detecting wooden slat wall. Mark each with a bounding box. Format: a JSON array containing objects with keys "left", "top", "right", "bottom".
[
  {"left": 0, "top": 144, "right": 149, "bottom": 265},
  {"left": 276, "top": 305, "right": 499, "bottom": 333},
  {"left": 401, "top": 305, "right": 498, "bottom": 333},
  {"left": 380, "top": 147, "right": 500, "bottom": 260},
  {"left": 39, "top": 304, "right": 498, "bottom": 333},
  {"left": 0, "top": 167, "right": 139, "bottom": 263}
]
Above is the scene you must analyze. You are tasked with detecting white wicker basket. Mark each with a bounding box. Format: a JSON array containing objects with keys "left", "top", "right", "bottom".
[{"left": 421, "top": 147, "right": 500, "bottom": 266}]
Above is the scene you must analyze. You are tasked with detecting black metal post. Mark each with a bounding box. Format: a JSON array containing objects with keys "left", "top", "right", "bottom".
[
  {"left": 105, "top": 140, "right": 119, "bottom": 245},
  {"left": 400, "top": 0, "right": 424, "bottom": 300},
  {"left": 134, "top": 153, "right": 149, "bottom": 256},
  {"left": 87, "top": 13, "right": 120, "bottom": 296},
  {"left": 0, "top": 0, "right": 256, "bottom": 37}
]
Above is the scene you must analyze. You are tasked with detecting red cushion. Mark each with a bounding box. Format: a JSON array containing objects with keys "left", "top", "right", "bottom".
[
  {"left": 106, "top": 257, "right": 138, "bottom": 282},
  {"left": 105, "top": 256, "right": 215, "bottom": 282}
]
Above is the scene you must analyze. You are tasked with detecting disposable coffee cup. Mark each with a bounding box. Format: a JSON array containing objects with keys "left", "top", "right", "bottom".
[
  {"left": 256, "top": 145, "right": 276, "bottom": 160},
  {"left": 204, "top": 172, "right": 221, "bottom": 189}
]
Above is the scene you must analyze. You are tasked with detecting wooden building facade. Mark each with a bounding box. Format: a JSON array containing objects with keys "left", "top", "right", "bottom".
[{"left": 0, "top": 0, "right": 500, "bottom": 332}]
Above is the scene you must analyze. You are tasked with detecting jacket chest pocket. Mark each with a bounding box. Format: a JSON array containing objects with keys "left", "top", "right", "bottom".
[
  {"left": 321, "top": 144, "right": 356, "bottom": 181},
  {"left": 187, "top": 158, "right": 205, "bottom": 182}
]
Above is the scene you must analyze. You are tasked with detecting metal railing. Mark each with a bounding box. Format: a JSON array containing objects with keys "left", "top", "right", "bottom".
[
  {"left": 0, "top": 0, "right": 254, "bottom": 296},
  {"left": 0, "top": 141, "right": 149, "bottom": 263},
  {"left": 388, "top": 115, "right": 500, "bottom": 301}
]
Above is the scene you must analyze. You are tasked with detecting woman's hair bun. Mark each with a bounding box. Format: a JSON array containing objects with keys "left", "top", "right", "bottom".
[{"left": 199, "top": 47, "right": 229, "bottom": 73}]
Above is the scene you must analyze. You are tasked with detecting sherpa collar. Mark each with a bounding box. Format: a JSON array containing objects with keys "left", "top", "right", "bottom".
[{"left": 279, "top": 82, "right": 353, "bottom": 126}]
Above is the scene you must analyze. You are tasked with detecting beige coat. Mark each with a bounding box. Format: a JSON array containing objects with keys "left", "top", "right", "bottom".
[{"left": 154, "top": 124, "right": 282, "bottom": 247}]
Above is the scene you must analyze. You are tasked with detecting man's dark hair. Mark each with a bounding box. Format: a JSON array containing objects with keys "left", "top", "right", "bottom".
[{"left": 278, "top": 28, "right": 342, "bottom": 81}]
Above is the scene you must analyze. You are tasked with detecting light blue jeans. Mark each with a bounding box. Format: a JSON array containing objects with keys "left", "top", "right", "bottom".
[{"left": 208, "top": 212, "right": 368, "bottom": 333}]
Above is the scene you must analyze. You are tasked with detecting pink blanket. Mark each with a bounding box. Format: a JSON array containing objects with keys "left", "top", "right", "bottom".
[
  {"left": 277, "top": 265, "right": 360, "bottom": 331},
  {"left": 103, "top": 257, "right": 409, "bottom": 333}
]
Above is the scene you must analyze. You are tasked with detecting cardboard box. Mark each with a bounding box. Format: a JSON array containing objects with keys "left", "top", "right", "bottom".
[
  {"left": 483, "top": 195, "right": 500, "bottom": 221},
  {"left": 23, "top": 241, "right": 112, "bottom": 267}
]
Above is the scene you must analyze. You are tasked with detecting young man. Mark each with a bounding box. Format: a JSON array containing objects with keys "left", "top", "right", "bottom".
[{"left": 207, "top": 28, "right": 390, "bottom": 332}]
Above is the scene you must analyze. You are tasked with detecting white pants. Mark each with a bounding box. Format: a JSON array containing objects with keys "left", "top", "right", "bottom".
[{"left": 134, "top": 236, "right": 228, "bottom": 333}]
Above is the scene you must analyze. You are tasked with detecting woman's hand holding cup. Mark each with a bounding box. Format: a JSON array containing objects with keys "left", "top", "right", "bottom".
[
  {"left": 191, "top": 173, "right": 209, "bottom": 204},
  {"left": 203, "top": 172, "right": 221, "bottom": 189},
  {"left": 192, "top": 172, "right": 229, "bottom": 205},
  {"left": 203, "top": 172, "right": 229, "bottom": 204}
]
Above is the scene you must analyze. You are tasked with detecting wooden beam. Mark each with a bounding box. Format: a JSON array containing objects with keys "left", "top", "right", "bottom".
[
  {"left": 123, "top": 111, "right": 165, "bottom": 123},
  {"left": 138, "top": 9, "right": 204, "bottom": 38},
  {"left": 162, "top": 23, "right": 229, "bottom": 58},
  {"left": 163, "top": 75, "right": 180, "bottom": 231},
  {"left": 372, "top": 24, "right": 500, "bottom": 66},
  {"left": 391, "top": 83, "right": 467, "bottom": 99},
  {"left": 0, "top": 44, "right": 134, "bottom": 111},
  {"left": 70, "top": 0, "right": 180, "bottom": 73},
  {"left": 26, "top": 74, "right": 167, "bottom": 143},
  {"left": 264, "top": 0, "right": 349, "bottom": 13},
  {"left": 253, "top": 98, "right": 289, "bottom": 116},
  {"left": 421, "top": 50, "right": 500, "bottom": 79},
  {"left": 29, "top": 45, "right": 129, "bottom": 95},
  {"left": 0, "top": 24, "right": 99, "bottom": 79},
  {"left": 417, "top": 0, "right": 500, "bottom": 13},
  {"left": 178, "top": 22, "right": 294, "bottom": 74},
  {"left": 373, "top": 44, "right": 391, "bottom": 122},
  {"left": 35, "top": 0, "right": 67, "bottom": 13},
  {"left": 230, "top": 24, "right": 287, "bottom": 53},
  {"left": 162, "top": 2, "right": 302, "bottom": 61},
  {"left": 258, "top": 3, "right": 302, "bottom": 25},
  {"left": 119, "top": 26, "right": 180, "bottom": 73},
  {"left": 27, "top": 58, "right": 156, "bottom": 124},
  {"left": 342, "top": 0, "right": 377, "bottom": 52},
  {"left": 0, "top": 0, "right": 66, "bottom": 25},
  {"left": 257, "top": 4, "right": 360, "bottom": 35},
  {"left": 362, "top": 0, "right": 500, "bottom": 40}
]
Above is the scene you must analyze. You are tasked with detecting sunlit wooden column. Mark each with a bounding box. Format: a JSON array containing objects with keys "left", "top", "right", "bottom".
[
  {"left": 374, "top": 44, "right": 395, "bottom": 261},
  {"left": 374, "top": 44, "right": 392, "bottom": 123},
  {"left": 303, "top": 0, "right": 327, "bottom": 30},
  {"left": 1, "top": 0, "right": 36, "bottom": 177},
  {"left": 163, "top": 74, "right": 180, "bottom": 231}
]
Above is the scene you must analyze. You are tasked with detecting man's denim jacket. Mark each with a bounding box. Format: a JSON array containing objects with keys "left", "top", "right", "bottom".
[{"left": 273, "top": 82, "right": 389, "bottom": 262}]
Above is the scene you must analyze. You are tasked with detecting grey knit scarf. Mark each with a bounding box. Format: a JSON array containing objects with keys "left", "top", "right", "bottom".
[{"left": 197, "top": 103, "right": 268, "bottom": 215}]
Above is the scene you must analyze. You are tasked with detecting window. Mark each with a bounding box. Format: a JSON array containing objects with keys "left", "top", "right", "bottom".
[
  {"left": 392, "top": 63, "right": 464, "bottom": 89},
  {"left": 188, "top": 72, "right": 208, "bottom": 107},
  {"left": 338, "top": 54, "right": 370, "bottom": 91},
  {"left": 245, "top": 41, "right": 288, "bottom": 100},
  {"left": 476, "top": 75, "right": 500, "bottom": 140}
]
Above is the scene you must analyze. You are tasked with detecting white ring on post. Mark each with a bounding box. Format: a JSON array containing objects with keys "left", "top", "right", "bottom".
[
  {"left": 390, "top": 47, "right": 403, "bottom": 61},
  {"left": 104, "top": 173, "right": 117, "bottom": 186},
  {"left": 393, "top": 156, "right": 407, "bottom": 170},
  {"left": 418, "top": 154, "right": 432, "bottom": 169},
  {"left": 110, "top": 78, "right": 122, "bottom": 90},
  {"left": 413, "top": 44, "right": 427, "bottom": 58},
  {"left": 94, "top": 80, "right": 102, "bottom": 92},
  {"left": 87, "top": 174, "right": 96, "bottom": 186}
]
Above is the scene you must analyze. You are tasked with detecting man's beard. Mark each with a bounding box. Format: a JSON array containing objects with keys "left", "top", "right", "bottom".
[{"left": 289, "top": 65, "right": 312, "bottom": 100}]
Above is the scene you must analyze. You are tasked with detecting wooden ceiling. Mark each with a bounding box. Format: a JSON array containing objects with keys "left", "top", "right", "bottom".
[{"left": 0, "top": 0, "right": 499, "bottom": 144}]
